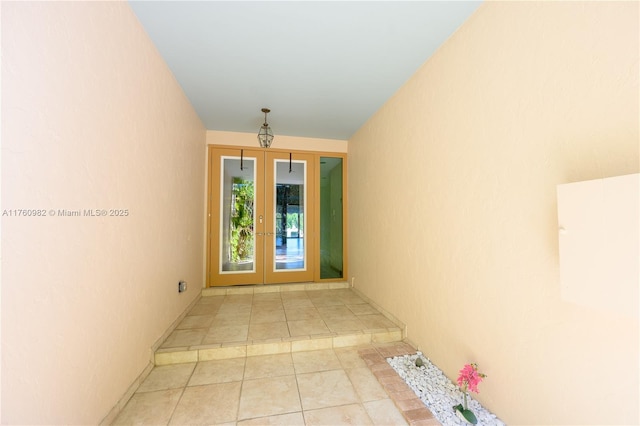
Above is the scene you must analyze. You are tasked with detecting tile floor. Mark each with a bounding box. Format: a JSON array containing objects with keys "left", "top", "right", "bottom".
[
  {"left": 154, "top": 288, "right": 404, "bottom": 365},
  {"left": 112, "top": 287, "right": 440, "bottom": 425}
]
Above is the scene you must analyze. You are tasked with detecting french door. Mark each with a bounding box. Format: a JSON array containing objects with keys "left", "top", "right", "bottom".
[{"left": 208, "top": 147, "right": 315, "bottom": 286}]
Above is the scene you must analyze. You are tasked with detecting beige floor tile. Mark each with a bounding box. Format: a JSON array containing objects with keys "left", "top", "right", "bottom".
[
  {"left": 291, "top": 337, "right": 333, "bottom": 352},
  {"left": 188, "top": 304, "right": 221, "bottom": 316},
  {"left": 163, "top": 287, "right": 403, "bottom": 349},
  {"left": 199, "top": 345, "right": 247, "bottom": 361},
  {"left": 296, "top": 370, "right": 359, "bottom": 410},
  {"left": 137, "top": 363, "right": 196, "bottom": 393},
  {"left": 334, "top": 333, "right": 372, "bottom": 348},
  {"left": 336, "top": 293, "right": 367, "bottom": 305},
  {"left": 346, "top": 367, "right": 389, "bottom": 402},
  {"left": 287, "top": 319, "right": 330, "bottom": 337},
  {"left": 237, "top": 375, "right": 301, "bottom": 420},
  {"left": 220, "top": 299, "right": 253, "bottom": 308},
  {"left": 334, "top": 347, "right": 368, "bottom": 369},
  {"left": 212, "top": 313, "right": 251, "bottom": 327},
  {"left": 169, "top": 382, "right": 241, "bottom": 425},
  {"left": 248, "top": 321, "right": 290, "bottom": 340},
  {"left": 188, "top": 357, "right": 245, "bottom": 386},
  {"left": 292, "top": 349, "right": 343, "bottom": 374},
  {"left": 145, "top": 288, "right": 414, "bottom": 424},
  {"left": 222, "top": 302, "right": 254, "bottom": 309},
  {"left": 155, "top": 349, "right": 198, "bottom": 365},
  {"left": 317, "top": 305, "right": 359, "bottom": 320},
  {"left": 283, "top": 307, "right": 321, "bottom": 320},
  {"left": 325, "top": 318, "right": 366, "bottom": 333},
  {"left": 306, "top": 290, "right": 334, "bottom": 298},
  {"left": 224, "top": 294, "right": 254, "bottom": 304},
  {"left": 309, "top": 296, "right": 344, "bottom": 307},
  {"left": 217, "top": 306, "right": 252, "bottom": 317},
  {"left": 250, "top": 309, "right": 286, "bottom": 324},
  {"left": 112, "top": 388, "right": 182, "bottom": 425},
  {"left": 227, "top": 287, "right": 255, "bottom": 295},
  {"left": 253, "top": 292, "right": 282, "bottom": 302},
  {"left": 252, "top": 300, "right": 284, "bottom": 311},
  {"left": 372, "top": 330, "right": 402, "bottom": 343},
  {"left": 237, "top": 412, "right": 304, "bottom": 425},
  {"left": 247, "top": 341, "right": 291, "bottom": 356},
  {"left": 303, "top": 403, "right": 373, "bottom": 425},
  {"left": 202, "top": 288, "right": 226, "bottom": 296},
  {"left": 161, "top": 329, "right": 206, "bottom": 348},
  {"left": 202, "top": 324, "right": 249, "bottom": 344},
  {"left": 279, "top": 290, "right": 308, "bottom": 299},
  {"left": 176, "top": 314, "right": 214, "bottom": 330},
  {"left": 363, "top": 399, "right": 409, "bottom": 425},
  {"left": 357, "top": 314, "right": 397, "bottom": 329},
  {"left": 282, "top": 298, "right": 314, "bottom": 309},
  {"left": 198, "top": 295, "right": 225, "bottom": 305},
  {"left": 347, "top": 304, "right": 380, "bottom": 316},
  {"left": 244, "top": 353, "right": 294, "bottom": 379}
]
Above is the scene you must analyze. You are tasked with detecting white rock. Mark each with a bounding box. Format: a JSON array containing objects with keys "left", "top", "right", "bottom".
[{"left": 387, "top": 354, "right": 504, "bottom": 426}]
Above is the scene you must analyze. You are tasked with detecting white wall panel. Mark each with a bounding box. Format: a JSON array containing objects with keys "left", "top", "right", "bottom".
[{"left": 557, "top": 174, "right": 639, "bottom": 318}]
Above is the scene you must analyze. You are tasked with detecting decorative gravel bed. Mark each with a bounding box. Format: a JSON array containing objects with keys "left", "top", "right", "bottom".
[{"left": 387, "top": 352, "right": 505, "bottom": 426}]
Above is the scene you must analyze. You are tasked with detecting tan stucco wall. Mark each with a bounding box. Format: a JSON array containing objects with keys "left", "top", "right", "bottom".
[
  {"left": 2, "top": 2, "right": 206, "bottom": 423},
  {"left": 207, "top": 130, "right": 348, "bottom": 153},
  {"left": 348, "top": 2, "right": 639, "bottom": 424}
]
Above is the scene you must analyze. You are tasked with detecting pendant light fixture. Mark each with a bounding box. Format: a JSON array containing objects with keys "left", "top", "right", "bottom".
[{"left": 257, "top": 108, "right": 274, "bottom": 148}]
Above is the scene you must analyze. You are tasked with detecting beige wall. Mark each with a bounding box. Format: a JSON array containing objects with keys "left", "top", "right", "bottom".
[
  {"left": 2, "top": 2, "right": 206, "bottom": 424},
  {"left": 348, "top": 2, "right": 639, "bottom": 425},
  {"left": 207, "top": 130, "right": 348, "bottom": 153}
]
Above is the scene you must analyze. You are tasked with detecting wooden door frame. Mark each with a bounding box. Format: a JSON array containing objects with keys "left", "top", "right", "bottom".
[
  {"left": 206, "top": 145, "right": 348, "bottom": 287},
  {"left": 313, "top": 151, "right": 348, "bottom": 283},
  {"left": 264, "top": 151, "right": 315, "bottom": 284},
  {"left": 207, "top": 147, "right": 265, "bottom": 286}
]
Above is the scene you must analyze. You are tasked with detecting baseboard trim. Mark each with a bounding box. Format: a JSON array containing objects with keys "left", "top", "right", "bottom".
[
  {"left": 99, "top": 294, "right": 202, "bottom": 425},
  {"left": 99, "top": 361, "right": 154, "bottom": 425},
  {"left": 149, "top": 294, "right": 203, "bottom": 361},
  {"left": 350, "top": 287, "right": 407, "bottom": 339}
]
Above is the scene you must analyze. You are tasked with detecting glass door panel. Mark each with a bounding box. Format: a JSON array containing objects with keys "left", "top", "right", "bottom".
[
  {"left": 220, "top": 157, "right": 256, "bottom": 273},
  {"left": 319, "top": 157, "right": 344, "bottom": 279},
  {"left": 209, "top": 148, "right": 264, "bottom": 286},
  {"left": 274, "top": 160, "right": 305, "bottom": 271}
]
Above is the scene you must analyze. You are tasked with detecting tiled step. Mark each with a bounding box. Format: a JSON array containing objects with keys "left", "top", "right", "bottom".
[
  {"left": 154, "top": 282, "right": 406, "bottom": 366},
  {"left": 155, "top": 329, "right": 403, "bottom": 365}
]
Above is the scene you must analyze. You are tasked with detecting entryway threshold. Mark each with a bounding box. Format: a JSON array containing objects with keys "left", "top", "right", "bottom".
[{"left": 201, "top": 281, "right": 350, "bottom": 296}]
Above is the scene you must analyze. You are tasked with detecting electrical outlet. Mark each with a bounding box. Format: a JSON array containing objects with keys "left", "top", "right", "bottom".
[{"left": 178, "top": 280, "right": 187, "bottom": 293}]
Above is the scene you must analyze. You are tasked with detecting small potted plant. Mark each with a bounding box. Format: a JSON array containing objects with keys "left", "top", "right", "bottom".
[{"left": 453, "top": 363, "right": 486, "bottom": 424}]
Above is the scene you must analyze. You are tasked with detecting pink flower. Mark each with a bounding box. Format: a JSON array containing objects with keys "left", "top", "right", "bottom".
[{"left": 457, "top": 363, "right": 486, "bottom": 394}]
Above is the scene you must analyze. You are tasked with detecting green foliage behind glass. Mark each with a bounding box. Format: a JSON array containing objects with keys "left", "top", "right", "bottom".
[{"left": 230, "top": 178, "right": 254, "bottom": 262}]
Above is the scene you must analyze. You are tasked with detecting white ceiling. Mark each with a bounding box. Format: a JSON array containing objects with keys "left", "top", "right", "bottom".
[{"left": 129, "top": 1, "right": 482, "bottom": 141}]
